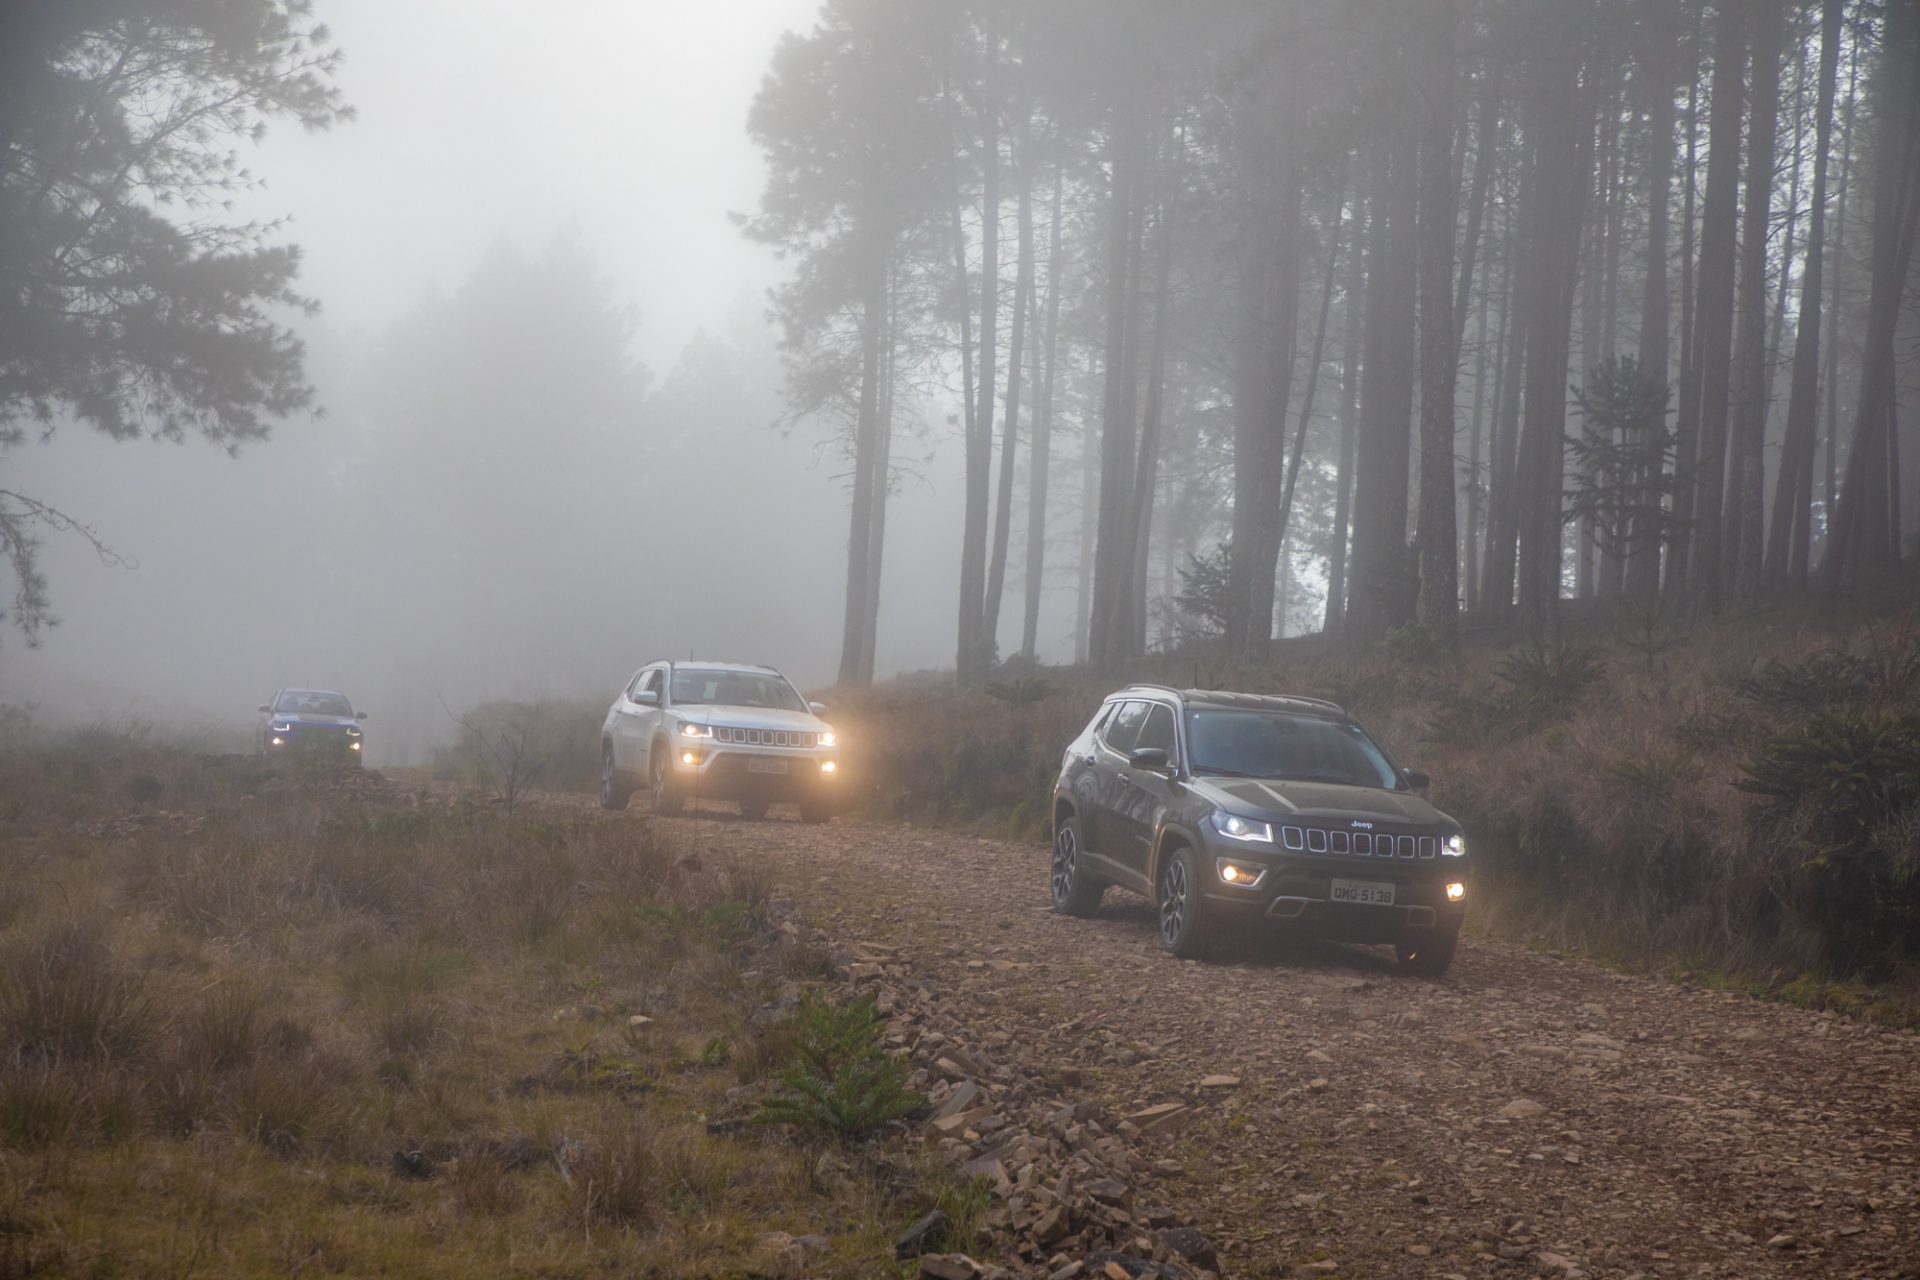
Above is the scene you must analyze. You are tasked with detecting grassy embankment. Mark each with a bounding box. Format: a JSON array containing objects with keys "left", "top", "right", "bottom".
[
  {"left": 0, "top": 748, "right": 980, "bottom": 1276},
  {"left": 824, "top": 598, "right": 1920, "bottom": 1023}
]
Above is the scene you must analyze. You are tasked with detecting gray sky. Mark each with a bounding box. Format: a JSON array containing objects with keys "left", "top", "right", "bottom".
[{"left": 256, "top": 0, "right": 821, "bottom": 369}]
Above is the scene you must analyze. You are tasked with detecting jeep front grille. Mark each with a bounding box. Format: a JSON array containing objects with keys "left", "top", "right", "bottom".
[
  {"left": 1278, "top": 826, "right": 1436, "bottom": 859},
  {"left": 712, "top": 726, "right": 817, "bottom": 748}
]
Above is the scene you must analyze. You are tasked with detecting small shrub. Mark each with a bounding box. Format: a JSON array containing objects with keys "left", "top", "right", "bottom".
[
  {"left": 1737, "top": 651, "right": 1876, "bottom": 717},
  {"left": 755, "top": 992, "right": 920, "bottom": 1140},
  {"left": 0, "top": 922, "right": 150, "bottom": 1063},
  {"left": 185, "top": 983, "right": 264, "bottom": 1072},
  {"left": 1739, "top": 712, "right": 1920, "bottom": 971},
  {"left": 983, "top": 675, "right": 1053, "bottom": 706},
  {"left": 1497, "top": 641, "right": 1606, "bottom": 719}
]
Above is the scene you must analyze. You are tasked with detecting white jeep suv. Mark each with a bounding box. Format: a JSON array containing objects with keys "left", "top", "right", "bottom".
[{"left": 599, "top": 660, "right": 840, "bottom": 822}]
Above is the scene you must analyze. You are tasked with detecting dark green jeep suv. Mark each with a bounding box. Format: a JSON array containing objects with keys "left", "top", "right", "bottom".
[{"left": 1049, "top": 685, "right": 1468, "bottom": 974}]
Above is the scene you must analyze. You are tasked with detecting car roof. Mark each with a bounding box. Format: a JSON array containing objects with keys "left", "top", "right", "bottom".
[
  {"left": 279, "top": 687, "right": 349, "bottom": 698},
  {"left": 666, "top": 661, "right": 783, "bottom": 676},
  {"left": 1112, "top": 684, "right": 1347, "bottom": 717}
]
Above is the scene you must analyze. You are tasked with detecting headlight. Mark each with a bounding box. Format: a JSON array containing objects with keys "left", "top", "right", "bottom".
[
  {"left": 270, "top": 722, "right": 292, "bottom": 733},
  {"left": 1210, "top": 812, "right": 1274, "bottom": 844},
  {"left": 346, "top": 726, "right": 363, "bottom": 737},
  {"left": 817, "top": 729, "right": 837, "bottom": 748},
  {"left": 679, "top": 723, "right": 712, "bottom": 739},
  {"left": 1443, "top": 833, "right": 1466, "bottom": 857}
]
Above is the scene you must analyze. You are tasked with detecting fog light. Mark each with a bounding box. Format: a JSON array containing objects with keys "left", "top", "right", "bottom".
[
  {"left": 349, "top": 741, "right": 361, "bottom": 751},
  {"left": 1215, "top": 858, "right": 1263, "bottom": 887},
  {"left": 1222, "top": 865, "right": 1242, "bottom": 882},
  {"left": 270, "top": 736, "right": 284, "bottom": 746},
  {"left": 681, "top": 751, "right": 697, "bottom": 766},
  {"left": 1446, "top": 882, "right": 1465, "bottom": 902},
  {"left": 820, "top": 760, "right": 837, "bottom": 774}
]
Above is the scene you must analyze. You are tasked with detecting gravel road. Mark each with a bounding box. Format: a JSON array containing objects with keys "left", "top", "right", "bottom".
[{"left": 668, "top": 810, "right": 1919, "bottom": 1280}]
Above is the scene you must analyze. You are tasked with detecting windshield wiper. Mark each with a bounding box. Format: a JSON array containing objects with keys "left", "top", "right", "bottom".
[{"left": 1191, "top": 765, "right": 1263, "bottom": 778}]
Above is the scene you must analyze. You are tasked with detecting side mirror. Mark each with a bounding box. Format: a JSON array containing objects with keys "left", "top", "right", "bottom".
[
  {"left": 257, "top": 705, "right": 271, "bottom": 714},
  {"left": 809, "top": 701, "right": 828, "bottom": 716},
  {"left": 631, "top": 689, "right": 660, "bottom": 707},
  {"left": 1403, "top": 768, "right": 1430, "bottom": 790},
  {"left": 356, "top": 711, "right": 370, "bottom": 721},
  {"left": 1129, "top": 747, "right": 1172, "bottom": 772}
]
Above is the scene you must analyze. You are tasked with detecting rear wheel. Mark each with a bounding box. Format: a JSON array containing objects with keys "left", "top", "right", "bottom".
[
  {"left": 1049, "top": 815, "right": 1104, "bottom": 917},
  {"left": 599, "top": 744, "right": 632, "bottom": 811},
  {"left": 1157, "top": 845, "right": 1213, "bottom": 959},
  {"left": 738, "top": 797, "right": 770, "bottom": 821},
  {"left": 649, "top": 748, "right": 683, "bottom": 817},
  {"left": 1395, "top": 924, "right": 1460, "bottom": 976}
]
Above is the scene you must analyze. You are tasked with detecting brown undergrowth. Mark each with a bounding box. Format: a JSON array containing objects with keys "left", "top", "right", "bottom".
[
  {"left": 0, "top": 749, "right": 970, "bottom": 1277},
  {"left": 829, "top": 598, "right": 1920, "bottom": 1022}
]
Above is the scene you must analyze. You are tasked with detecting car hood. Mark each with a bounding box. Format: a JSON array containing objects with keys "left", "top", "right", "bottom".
[
  {"left": 1193, "top": 776, "right": 1452, "bottom": 827},
  {"left": 673, "top": 706, "right": 828, "bottom": 733},
  {"left": 269, "top": 713, "right": 358, "bottom": 728}
]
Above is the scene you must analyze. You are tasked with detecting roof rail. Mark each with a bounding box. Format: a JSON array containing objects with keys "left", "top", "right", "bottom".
[
  {"left": 1279, "top": 694, "right": 1347, "bottom": 714},
  {"left": 1118, "top": 682, "right": 1184, "bottom": 699}
]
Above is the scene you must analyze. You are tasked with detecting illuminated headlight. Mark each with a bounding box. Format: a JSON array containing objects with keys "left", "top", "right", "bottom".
[
  {"left": 1442, "top": 833, "right": 1467, "bottom": 857},
  {"left": 817, "top": 729, "right": 837, "bottom": 748},
  {"left": 679, "top": 723, "right": 712, "bottom": 739},
  {"left": 1446, "top": 882, "right": 1466, "bottom": 902},
  {"left": 819, "top": 760, "right": 837, "bottom": 774},
  {"left": 349, "top": 741, "right": 362, "bottom": 751},
  {"left": 1216, "top": 858, "right": 1265, "bottom": 887},
  {"left": 346, "top": 725, "right": 363, "bottom": 737},
  {"left": 1210, "top": 812, "right": 1274, "bottom": 844},
  {"left": 270, "top": 722, "right": 293, "bottom": 733}
]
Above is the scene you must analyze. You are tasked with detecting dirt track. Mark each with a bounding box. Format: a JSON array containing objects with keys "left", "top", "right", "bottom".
[{"left": 668, "top": 809, "right": 1919, "bottom": 1280}]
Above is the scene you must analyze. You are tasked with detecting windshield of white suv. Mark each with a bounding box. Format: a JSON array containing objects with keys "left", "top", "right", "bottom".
[
  {"left": 1185, "top": 708, "right": 1399, "bottom": 789},
  {"left": 670, "top": 669, "right": 808, "bottom": 712},
  {"left": 274, "top": 691, "right": 354, "bottom": 717}
]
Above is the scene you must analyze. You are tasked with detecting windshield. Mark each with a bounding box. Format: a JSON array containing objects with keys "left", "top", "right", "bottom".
[
  {"left": 670, "top": 668, "right": 808, "bottom": 712},
  {"left": 274, "top": 690, "right": 354, "bottom": 717},
  {"left": 1185, "top": 709, "right": 1400, "bottom": 789}
]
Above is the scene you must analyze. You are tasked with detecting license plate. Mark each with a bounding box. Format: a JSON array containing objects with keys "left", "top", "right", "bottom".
[
  {"left": 747, "top": 759, "right": 789, "bottom": 775},
  {"left": 1329, "top": 878, "right": 1395, "bottom": 906}
]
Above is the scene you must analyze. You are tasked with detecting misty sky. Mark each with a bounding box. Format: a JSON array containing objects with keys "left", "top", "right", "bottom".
[{"left": 2, "top": 0, "right": 998, "bottom": 751}]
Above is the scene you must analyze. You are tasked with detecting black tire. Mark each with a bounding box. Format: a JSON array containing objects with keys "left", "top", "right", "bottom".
[
  {"left": 599, "top": 744, "right": 631, "bottom": 811},
  {"left": 1049, "top": 814, "right": 1105, "bottom": 917},
  {"left": 1395, "top": 924, "right": 1460, "bottom": 976},
  {"left": 798, "top": 797, "right": 832, "bottom": 825},
  {"left": 738, "top": 797, "right": 770, "bottom": 821},
  {"left": 649, "top": 747, "right": 684, "bottom": 817},
  {"left": 1157, "top": 845, "right": 1213, "bottom": 959}
]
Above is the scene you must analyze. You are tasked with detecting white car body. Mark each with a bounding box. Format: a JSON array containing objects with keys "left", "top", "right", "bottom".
[{"left": 598, "top": 659, "right": 840, "bottom": 820}]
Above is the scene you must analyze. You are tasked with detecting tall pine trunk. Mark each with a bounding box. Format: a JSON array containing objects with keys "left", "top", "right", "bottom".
[
  {"left": 956, "top": 51, "right": 999, "bottom": 685},
  {"left": 983, "top": 110, "right": 1035, "bottom": 659},
  {"left": 1416, "top": 3, "right": 1461, "bottom": 646},
  {"left": 1768, "top": 0, "right": 1844, "bottom": 586},
  {"left": 1021, "top": 166, "right": 1066, "bottom": 660},
  {"left": 1727, "top": 2, "right": 1782, "bottom": 604}
]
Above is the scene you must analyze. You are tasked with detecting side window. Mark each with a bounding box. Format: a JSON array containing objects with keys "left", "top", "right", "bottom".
[
  {"left": 1102, "top": 701, "right": 1151, "bottom": 754},
  {"left": 1136, "top": 703, "right": 1177, "bottom": 756},
  {"left": 624, "top": 671, "right": 649, "bottom": 701},
  {"left": 640, "top": 668, "right": 663, "bottom": 697}
]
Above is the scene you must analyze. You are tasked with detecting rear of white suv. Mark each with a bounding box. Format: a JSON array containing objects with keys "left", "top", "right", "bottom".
[{"left": 599, "top": 661, "right": 840, "bottom": 822}]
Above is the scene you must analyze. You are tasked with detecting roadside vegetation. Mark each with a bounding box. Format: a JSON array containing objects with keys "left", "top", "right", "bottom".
[
  {"left": 828, "top": 599, "right": 1920, "bottom": 1024},
  {"left": 0, "top": 746, "right": 969, "bottom": 1277}
]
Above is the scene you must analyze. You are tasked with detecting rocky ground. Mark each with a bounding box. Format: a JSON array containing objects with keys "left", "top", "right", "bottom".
[{"left": 665, "top": 809, "right": 1919, "bottom": 1280}]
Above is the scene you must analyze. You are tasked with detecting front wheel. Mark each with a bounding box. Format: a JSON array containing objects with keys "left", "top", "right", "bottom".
[
  {"left": 1395, "top": 924, "right": 1460, "bottom": 976},
  {"left": 1157, "top": 846, "right": 1213, "bottom": 959},
  {"left": 1049, "top": 815, "right": 1104, "bottom": 917},
  {"left": 738, "top": 797, "right": 770, "bottom": 821},
  {"left": 599, "top": 744, "right": 631, "bottom": 811},
  {"left": 649, "top": 749, "right": 684, "bottom": 817},
  {"left": 798, "top": 797, "right": 833, "bottom": 825}
]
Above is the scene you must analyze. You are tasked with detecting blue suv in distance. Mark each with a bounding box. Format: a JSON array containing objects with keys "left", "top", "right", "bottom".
[{"left": 256, "top": 688, "right": 368, "bottom": 763}]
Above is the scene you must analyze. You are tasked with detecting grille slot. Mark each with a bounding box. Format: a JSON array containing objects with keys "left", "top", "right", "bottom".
[
  {"left": 1273, "top": 826, "right": 1441, "bottom": 860},
  {"left": 712, "top": 726, "right": 817, "bottom": 748}
]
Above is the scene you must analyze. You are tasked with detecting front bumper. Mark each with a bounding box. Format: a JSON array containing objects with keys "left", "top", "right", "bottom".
[
  {"left": 668, "top": 743, "right": 839, "bottom": 802},
  {"left": 1198, "top": 845, "right": 1467, "bottom": 944},
  {"left": 266, "top": 727, "right": 363, "bottom": 757}
]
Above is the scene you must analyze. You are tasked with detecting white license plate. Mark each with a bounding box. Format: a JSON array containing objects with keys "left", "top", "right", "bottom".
[
  {"left": 1329, "top": 878, "right": 1395, "bottom": 906},
  {"left": 746, "top": 759, "right": 789, "bottom": 775}
]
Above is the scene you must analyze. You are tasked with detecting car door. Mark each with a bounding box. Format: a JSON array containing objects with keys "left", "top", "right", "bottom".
[
  {"left": 613, "top": 667, "right": 662, "bottom": 773},
  {"left": 1116, "top": 702, "right": 1180, "bottom": 882},
  {"left": 1087, "top": 700, "right": 1150, "bottom": 882}
]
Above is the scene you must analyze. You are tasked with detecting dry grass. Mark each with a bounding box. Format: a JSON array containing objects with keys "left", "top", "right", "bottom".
[{"left": 0, "top": 749, "right": 939, "bottom": 1276}]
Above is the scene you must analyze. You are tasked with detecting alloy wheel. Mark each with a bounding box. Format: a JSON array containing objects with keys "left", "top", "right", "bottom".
[
  {"left": 1051, "top": 825, "right": 1079, "bottom": 906},
  {"left": 1159, "top": 856, "right": 1189, "bottom": 946}
]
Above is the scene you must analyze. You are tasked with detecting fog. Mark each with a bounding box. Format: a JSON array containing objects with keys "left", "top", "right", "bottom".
[{"left": 1, "top": 0, "right": 1005, "bottom": 762}]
